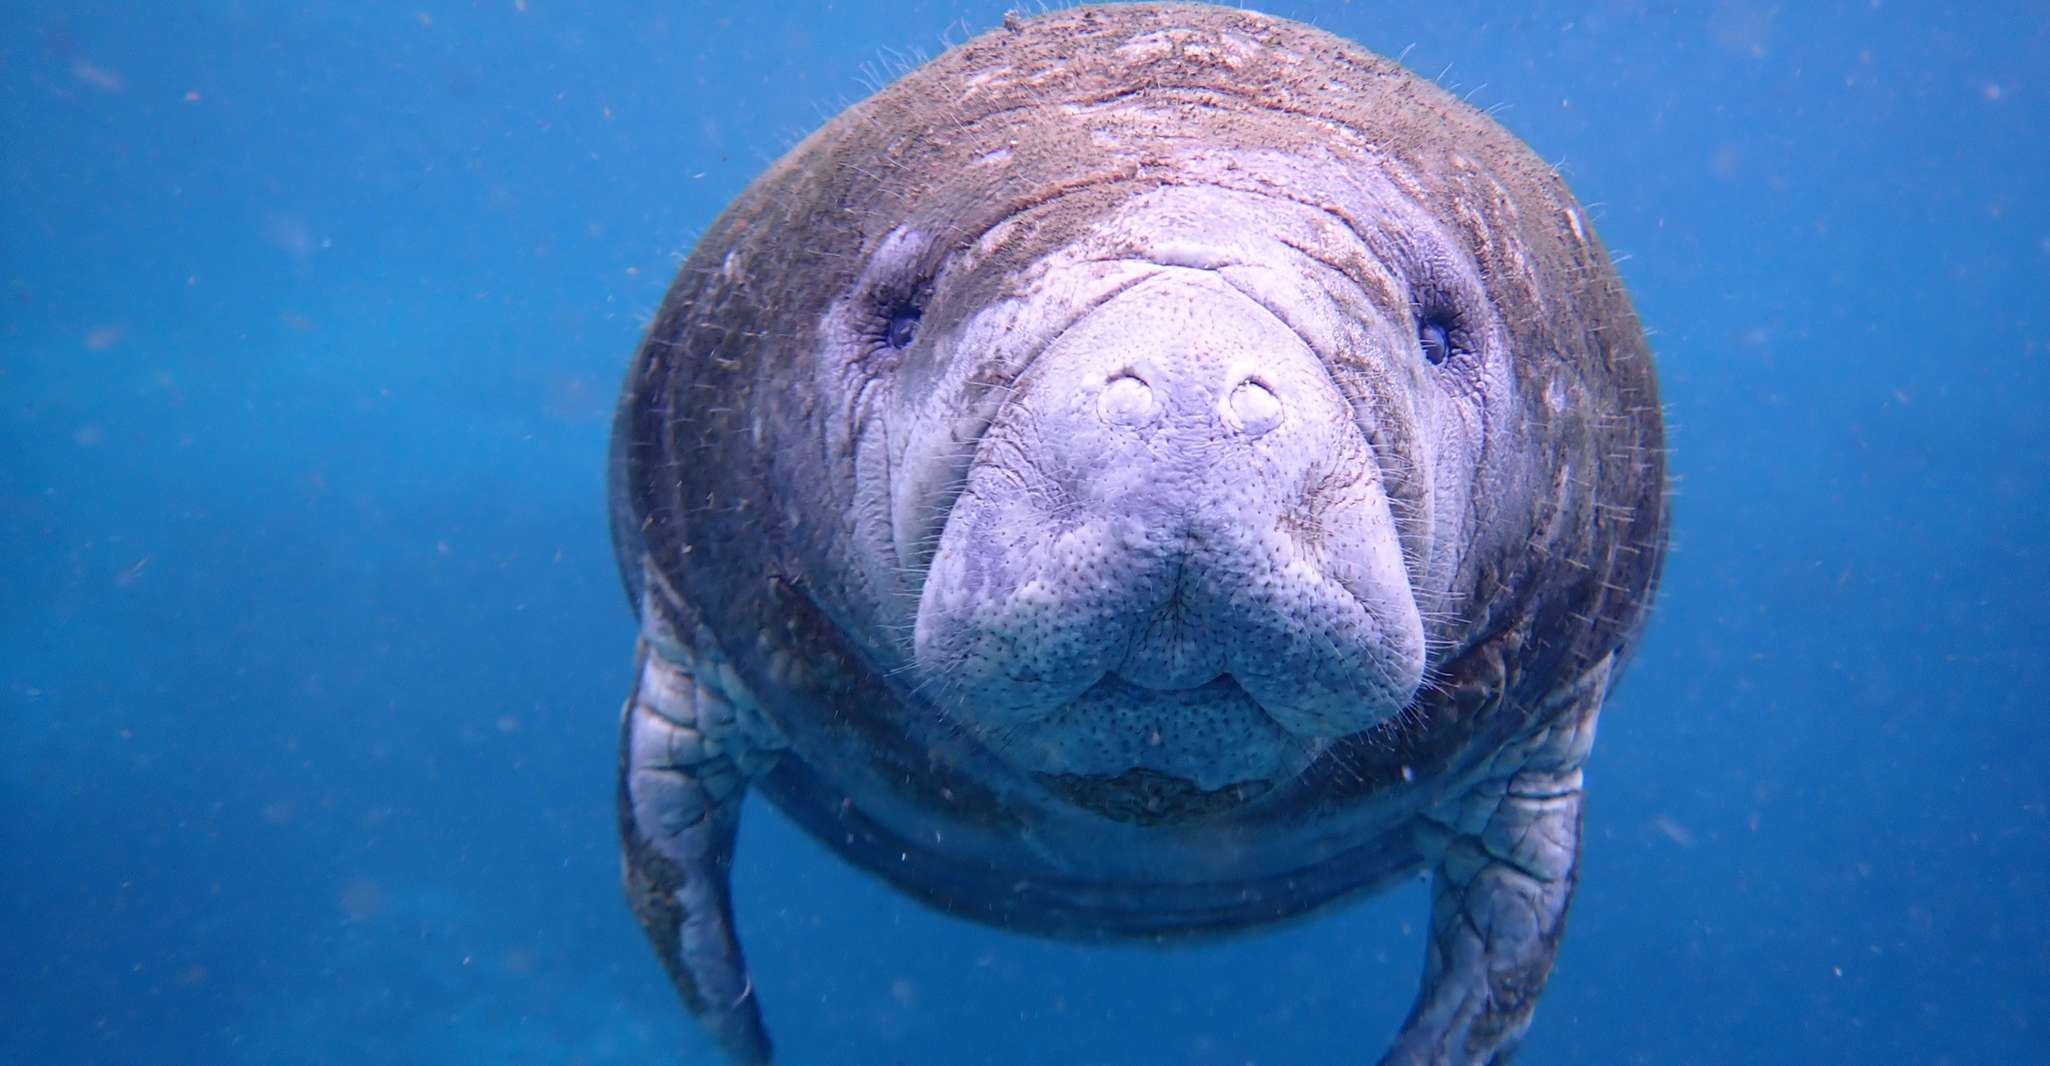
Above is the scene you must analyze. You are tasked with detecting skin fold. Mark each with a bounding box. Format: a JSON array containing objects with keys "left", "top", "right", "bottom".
[{"left": 607, "top": 4, "right": 1667, "bottom": 1063}]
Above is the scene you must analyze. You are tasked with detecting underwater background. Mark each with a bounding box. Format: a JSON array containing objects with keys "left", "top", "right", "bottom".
[{"left": 5, "top": 2, "right": 2046, "bottom": 1063}]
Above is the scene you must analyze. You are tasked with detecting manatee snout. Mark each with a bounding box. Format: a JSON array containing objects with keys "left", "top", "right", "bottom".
[{"left": 913, "top": 268, "right": 1426, "bottom": 789}]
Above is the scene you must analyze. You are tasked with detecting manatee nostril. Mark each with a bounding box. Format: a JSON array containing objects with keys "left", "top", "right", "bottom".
[
  {"left": 1098, "top": 372, "right": 1158, "bottom": 427},
  {"left": 1227, "top": 378, "right": 1283, "bottom": 437}
]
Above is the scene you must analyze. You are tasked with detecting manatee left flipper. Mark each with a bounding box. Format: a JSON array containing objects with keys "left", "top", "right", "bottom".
[
  {"left": 618, "top": 606, "right": 780, "bottom": 1065},
  {"left": 1381, "top": 658, "right": 1613, "bottom": 1066}
]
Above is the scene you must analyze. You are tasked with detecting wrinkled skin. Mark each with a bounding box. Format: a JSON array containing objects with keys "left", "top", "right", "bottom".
[{"left": 607, "top": 5, "right": 1667, "bottom": 1064}]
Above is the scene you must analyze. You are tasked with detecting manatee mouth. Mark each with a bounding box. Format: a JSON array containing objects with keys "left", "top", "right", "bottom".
[
  {"left": 1039, "top": 766, "right": 1275, "bottom": 827},
  {"left": 997, "top": 672, "right": 1316, "bottom": 824}
]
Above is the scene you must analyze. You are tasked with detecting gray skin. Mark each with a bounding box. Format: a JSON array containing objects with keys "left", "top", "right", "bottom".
[{"left": 608, "top": 5, "right": 1667, "bottom": 1064}]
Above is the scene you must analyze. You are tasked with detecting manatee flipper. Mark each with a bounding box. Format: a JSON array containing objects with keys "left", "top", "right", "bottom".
[
  {"left": 618, "top": 589, "right": 779, "bottom": 1065},
  {"left": 1382, "top": 658, "right": 1613, "bottom": 1066}
]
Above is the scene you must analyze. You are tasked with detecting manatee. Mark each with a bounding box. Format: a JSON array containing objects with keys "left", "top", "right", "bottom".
[{"left": 606, "top": 4, "right": 1667, "bottom": 1063}]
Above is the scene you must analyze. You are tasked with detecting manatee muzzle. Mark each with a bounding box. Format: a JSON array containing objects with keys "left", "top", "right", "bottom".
[{"left": 911, "top": 269, "right": 1426, "bottom": 797}]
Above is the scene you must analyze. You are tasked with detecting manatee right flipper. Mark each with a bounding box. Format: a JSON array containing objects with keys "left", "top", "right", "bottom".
[
  {"left": 1381, "top": 658, "right": 1612, "bottom": 1066},
  {"left": 618, "top": 591, "right": 780, "bottom": 1065}
]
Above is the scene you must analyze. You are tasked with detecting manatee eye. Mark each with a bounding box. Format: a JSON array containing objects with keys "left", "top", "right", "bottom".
[
  {"left": 1418, "top": 315, "right": 1453, "bottom": 367},
  {"left": 884, "top": 303, "right": 922, "bottom": 349},
  {"left": 850, "top": 224, "right": 937, "bottom": 363}
]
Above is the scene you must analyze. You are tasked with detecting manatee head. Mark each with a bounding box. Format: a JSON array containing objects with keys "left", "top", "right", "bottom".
[
  {"left": 629, "top": 6, "right": 1659, "bottom": 826},
  {"left": 849, "top": 83, "right": 1533, "bottom": 805}
]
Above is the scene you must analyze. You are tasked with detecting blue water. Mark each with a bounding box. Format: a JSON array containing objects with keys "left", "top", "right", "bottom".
[{"left": 5, "top": 3, "right": 2045, "bottom": 1063}]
